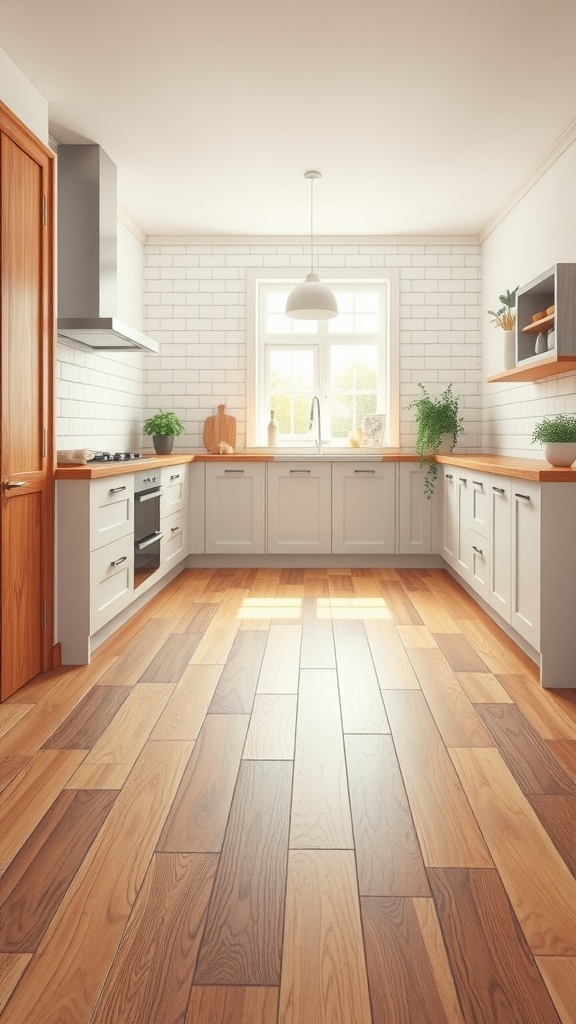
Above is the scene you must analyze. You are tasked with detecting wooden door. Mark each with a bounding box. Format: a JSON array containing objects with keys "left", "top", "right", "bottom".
[{"left": 0, "top": 104, "right": 54, "bottom": 699}]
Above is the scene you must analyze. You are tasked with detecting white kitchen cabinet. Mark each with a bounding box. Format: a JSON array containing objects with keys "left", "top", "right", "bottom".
[
  {"left": 455, "top": 470, "right": 471, "bottom": 579},
  {"left": 489, "top": 476, "right": 511, "bottom": 622},
  {"left": 57, "top": 474, "right": 135, "bottom": 664},
  {"left": 469, "top": 472, "right": 489, "bottom": 538},
  {"left": 510, "top": 480, "right": 541, "bottom": 650},
  {"left": 188, "top": 462, "right": 206, "bottom": 554},
  {"left": 267, "top": 461, "right": 331, "bottom": 554},
  {"left": 397, "top": 462, "right": 434, "bottom": 554},
  {"left": 469, "top": 529, "right": 489, "bottom": 602},
  {"left": 441, "top": 466, "right": 457, "bottom": 567},
  {"left": 332, "top": 462, "right": 395, "bottom": 554},
  {"left": 205, "top": 461, "right": 265, "bottom": 554},
  {"left": 161, "top": 463, "right": 188, "bottom": 517},
  {"left": 161, "top": 509, "right": 187, "bottom": 570}
]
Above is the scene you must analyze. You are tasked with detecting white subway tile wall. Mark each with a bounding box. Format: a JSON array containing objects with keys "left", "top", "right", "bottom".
[
  {"left": 142, "top": 241, "right": 483, "bottom": 452},
  {"left": 56, "top": 342, "right": 144, "bottom": 452},
  {"left": 482, "top": 373, "right": 576, "bottom": 457}
]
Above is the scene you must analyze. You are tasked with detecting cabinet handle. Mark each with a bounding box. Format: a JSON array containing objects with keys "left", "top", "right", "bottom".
[
  {"left": 472, "top": 545, "right": 483, "bottom": 555},
  {"left": 515, "top": 493, "right": 531, "bottom": 501},
  {"left": 224, "top": 469, "right": 244, "bottom": 474},
  {"left": 290, "top": 469, "right": 311, "bottom": 474},
  {"left": 472, "top": 480, "right": 483, "bottom": 487},
  {"left": 4, "top": 480, "right": 27, "bottom": 488},
  {"left": 170, "top": 474, "right": 180, "bottom": 481},
  {"left": 170, "top": 525, "right": 180, "bottom": 533},
  {"left": 445, "top": 473, "right": 453, "bottom": 480},
  {"left": 459, "top": 477, "right": 467, "bottom": 484},
  {"left": 136, "top": 530, "right": 163, "bottom": 551},
  {"left": 354, "top": 469, "right": 376, "bottom": 474},
  {"left": 110, "top": 555, "right": 127, "bottom": 567},
  {"left": 136, "top": 490, "right": 161, "bottom": 503},
  {"left": 492, "top": 486, "right": 505, "bottom": 494},
  {"left": 109, "top": 485, "right": 127, "bottom": 494}
]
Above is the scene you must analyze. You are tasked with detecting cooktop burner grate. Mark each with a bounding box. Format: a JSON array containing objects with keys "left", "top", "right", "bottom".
[{"left": 91, "top": 452, "right": 143, "bottom": 462}]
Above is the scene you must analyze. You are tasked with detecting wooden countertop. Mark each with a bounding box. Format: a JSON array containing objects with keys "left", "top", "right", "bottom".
[{"left": 55, "top": 450, "right": 576, "bottom": 482}]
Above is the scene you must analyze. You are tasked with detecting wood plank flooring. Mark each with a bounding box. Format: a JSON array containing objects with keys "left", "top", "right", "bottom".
[{"left": 0, "top": 567, "right": 575, "bottom": 1024}]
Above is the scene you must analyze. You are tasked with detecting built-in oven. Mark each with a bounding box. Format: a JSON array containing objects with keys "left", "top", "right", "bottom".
[{"left": 133, "top": 469, "right": 163, "bottom": 588}]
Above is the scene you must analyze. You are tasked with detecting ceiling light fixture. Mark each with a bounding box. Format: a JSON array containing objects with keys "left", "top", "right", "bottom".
[{"left": 285, "top": 170, "right": 338, "bottom": 320}]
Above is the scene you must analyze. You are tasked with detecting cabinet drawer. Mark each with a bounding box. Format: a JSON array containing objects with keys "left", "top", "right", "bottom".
[
  {"left": 161, "top": 464, "right": 188, "bottom": 517},
  {"left": 89, "top": 536, "right": 134, "bottom": 633},
  {"left": 90, "top": 475, "right": 134, "bottom": 551},
  {"left": 161, "top": 509, "right": 188, "bottom": 570}
]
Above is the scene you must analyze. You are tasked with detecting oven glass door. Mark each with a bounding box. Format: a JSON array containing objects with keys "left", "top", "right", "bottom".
[{"left": 134, "top": 488, "right": 162, "bottom": 588}]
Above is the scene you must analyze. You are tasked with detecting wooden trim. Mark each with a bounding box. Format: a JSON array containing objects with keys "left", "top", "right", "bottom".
[{"left": 51, "top": 643, "right": 62, "bottom": 670}]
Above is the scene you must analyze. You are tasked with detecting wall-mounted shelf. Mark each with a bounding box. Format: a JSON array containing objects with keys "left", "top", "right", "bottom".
[{"left": 487, "top": 263, "right": 576, "bottom": 383}]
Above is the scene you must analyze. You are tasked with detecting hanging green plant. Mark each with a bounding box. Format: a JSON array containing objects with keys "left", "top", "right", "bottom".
[{"left": 407, "top": 383, "right": 464, "bottom": 497}]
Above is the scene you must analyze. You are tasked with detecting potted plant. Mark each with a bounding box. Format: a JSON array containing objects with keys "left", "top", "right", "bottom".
[
  {"left": 488, "top": 287, "right": 518, "bottom": 370},
  {"left": 407, "top": 383, "right": 464, "bottom": 497},
  {"left": 142, "top": 409, "right": 185, "bottom": 455},
  {"left": 532, "top": 413, "right": 576, "bottom": 467}
]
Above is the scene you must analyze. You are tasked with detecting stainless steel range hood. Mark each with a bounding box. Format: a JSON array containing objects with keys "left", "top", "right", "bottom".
[{"left": 57, "top": 145, "right": 159, "bottom": 353}]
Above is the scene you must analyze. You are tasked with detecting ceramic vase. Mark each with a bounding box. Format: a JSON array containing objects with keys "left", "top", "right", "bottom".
[
  {"left": 543, "top": 443, "right": 576, "bottom": 468},
  {"left": 502, "top": 329, "right": 515, "bottom": 370},
  {"left": 153, "top": 435, "right": 174, "bottom": 455}
]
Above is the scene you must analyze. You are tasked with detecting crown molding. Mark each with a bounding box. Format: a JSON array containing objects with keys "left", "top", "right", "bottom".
[{"left": 144, "top": 233, "right": 480, "bottom": 246}]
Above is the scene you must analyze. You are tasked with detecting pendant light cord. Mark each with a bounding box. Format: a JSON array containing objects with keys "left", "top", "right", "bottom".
[{"left": 309, "top": 174, "right": 314, "bottom": 275}]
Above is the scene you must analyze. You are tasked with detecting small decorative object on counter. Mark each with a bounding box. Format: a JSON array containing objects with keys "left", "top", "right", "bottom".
[
  {"left": 218, "top": 441, "right": 234, "bottom": 454},
  {"left": 267, "top": 410, "right": 279, "bottom": 447},
  {"left": 142, "top": 409, "right": 185, "bottom": 455},
  {"left": 488, "top": 286, "right": 518, "bottom": 371},
  {"left": 347, "top": 426, "right": 363, "bottom": 447},
  {"left": 360, "top": 414, "right": 386, "bottom": 447},
  {"left": 532, "top": 413, "right": 576, "bottom": 467},
  {"left": 407, "top": 383, "right": 464, "bottom": 497}
]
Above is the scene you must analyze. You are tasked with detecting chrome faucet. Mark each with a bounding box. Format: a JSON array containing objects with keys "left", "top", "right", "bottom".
[{"left": 309, "top": 396, "right": 322, "bottom": 454}]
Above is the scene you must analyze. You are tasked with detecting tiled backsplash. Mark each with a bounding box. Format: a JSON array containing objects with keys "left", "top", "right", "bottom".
[
  {"left": 56, "top": 342, "right": 144, "bottom": 452},
  {"left": 142, "top": 241, "right": 483, "bottom": 452}
]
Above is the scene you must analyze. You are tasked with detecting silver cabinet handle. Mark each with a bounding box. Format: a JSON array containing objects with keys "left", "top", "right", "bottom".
[
  {"left": 224, "top": 469, "right": 244, "bottom": 474},
  {"left": 136, "top": 531, "right": 163, "bottom": 550},
  {"left": 445, "top": 473, "right": 453, "bottom": 480},
  {"left": 472, "top": 480, "right": 483, "bottom": 487},
  {"left": 492, "top": 486, "right": 505, "bottom": 494},
  {"left": 170, "top": 473, "right": 180, "bottom": 481},
  {"left": 4, "top": 480, "right": 27, "bottom": 488},
  {"left": 515, "top": 493, "right": 531, "bottom": 501},
  {"left": 136, "top": 490, "right": 161, "bottom": 502},
  {"left": 472, "top": 545, "right": 483, "bottom": 555},
  {"left": 354, "top": 469, "right": 376, "bottom": 474},
  {"left": 110, "top": 555, "right": 127, "bottom": 567},
  {"left": 109, "top": 485, "right": 127, "bottom": 494},
  {"left": 170, "top": 525, "right": 180, "bottom": 533},
  {"left": 459, "top": 477, "right": 467, "bottom": 484},
  {"left": 290, "top": 469, "right": 311, "bottom": 474}
]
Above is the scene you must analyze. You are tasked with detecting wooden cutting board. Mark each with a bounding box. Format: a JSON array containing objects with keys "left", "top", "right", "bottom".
[{"left": 203, "top": 404, "right": 237, "bottom": 453}]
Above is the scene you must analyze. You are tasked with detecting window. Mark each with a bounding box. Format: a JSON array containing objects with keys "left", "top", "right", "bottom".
[{"left": 247, "top": 269, "right": 399, "bottom": 448}]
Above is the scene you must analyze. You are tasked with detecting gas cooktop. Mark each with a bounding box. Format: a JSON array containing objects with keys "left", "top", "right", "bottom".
[{"left": 91, "top": 452, "right": 143, "bottom": 462}]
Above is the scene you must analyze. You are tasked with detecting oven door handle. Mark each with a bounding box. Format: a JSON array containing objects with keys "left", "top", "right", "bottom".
[
  {"left": 135, "top": 489, "right": 162, "bottom": 503},
  {"left": 136, "top": 530, "right": 163, "bottom": 551}
]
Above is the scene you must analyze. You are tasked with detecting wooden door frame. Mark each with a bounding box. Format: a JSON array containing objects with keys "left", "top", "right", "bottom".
[{"left": 0, "top": 99, "right": 56, "bottom": 678}]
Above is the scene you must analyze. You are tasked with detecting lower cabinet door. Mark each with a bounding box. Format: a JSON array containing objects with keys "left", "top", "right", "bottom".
[
  {"left": 332, "top": 462, "right": 395, "bottom": 554},
  {"left": 397, "top": 462, "right": 433, "bottom": 554},
  {"left": 205, "top": 462, "right": 265, "bottom": 554},
  {"left": 267, "top": 461, "right": 331, "bottom": 554},
  {"left": 441, "top": 468, "right": 457, "bottom": 567},
  {"left": 161, "top": 509, "right": 188, "bottom": 571},
  {"left": 489, "top": 477, "right": 511, "bottom": 622},
  {"left": 469, "top": 529, "right": 490, "bottom": 602},
  {"left": 510, "top": 482, "right": 541, "bottom": 649},
  {"left": 89, "top": 536, "right": 134, "bottom": 633}
]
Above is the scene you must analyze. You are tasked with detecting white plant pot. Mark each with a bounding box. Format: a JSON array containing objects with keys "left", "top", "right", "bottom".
[
  {"left": 436, "top": 433, "right": 454, "bottom": 454},
  {"left": 543, "top": 442, "right": 576, "bottom": 467},
  {"left": 502, "top": 329, "right": 516, "bottom": 370}
]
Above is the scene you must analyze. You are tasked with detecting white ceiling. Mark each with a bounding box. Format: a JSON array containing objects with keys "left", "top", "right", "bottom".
[{"left": 2, "top": 0, "right": 576, "bottom": 237}]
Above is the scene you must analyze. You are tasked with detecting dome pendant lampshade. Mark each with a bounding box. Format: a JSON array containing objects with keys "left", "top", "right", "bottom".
[{"left": 286, "top": 171, "right": 338, "bottom": 320}]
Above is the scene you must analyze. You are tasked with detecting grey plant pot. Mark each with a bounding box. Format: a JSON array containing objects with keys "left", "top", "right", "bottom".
[{"left": 153, "top": 435, "right": 174, "bottom": 455}]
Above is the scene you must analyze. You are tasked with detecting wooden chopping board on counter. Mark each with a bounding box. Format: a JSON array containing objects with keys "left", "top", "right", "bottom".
[{"left": 203, "top": 404, "right": 237, "bottom": 453}]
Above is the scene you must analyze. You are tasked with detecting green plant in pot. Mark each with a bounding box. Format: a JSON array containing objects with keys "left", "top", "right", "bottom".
[
  {"left": 532, "top": 413, "right": 576, "bottom": 467},
  {"left": 142, "top": 410, "right": 185, "bottom": 455},
  {"left": 407, "top": 383, "right": 464, "bottom": 497}
]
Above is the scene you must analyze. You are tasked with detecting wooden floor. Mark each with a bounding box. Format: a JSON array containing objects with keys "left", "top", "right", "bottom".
[{"left": 1, "top": 568, "right": 576, "bottom": 1024}]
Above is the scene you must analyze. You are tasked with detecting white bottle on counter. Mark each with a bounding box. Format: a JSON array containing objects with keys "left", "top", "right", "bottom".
[{"left": 267, "top": 410, "right": 279, "bottom": 447}]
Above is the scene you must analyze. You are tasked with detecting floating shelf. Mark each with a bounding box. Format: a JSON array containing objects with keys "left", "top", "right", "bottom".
[
  {"left": 487, "top": 354, "right": 576, "bottom": 382},
  {"left": 522, "top": 313, "right": 555, "bottom": 334}
]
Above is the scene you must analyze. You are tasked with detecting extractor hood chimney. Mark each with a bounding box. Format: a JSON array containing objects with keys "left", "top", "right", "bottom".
[{"left": 57, "top": 144, "right": 159, "bottom": 353}]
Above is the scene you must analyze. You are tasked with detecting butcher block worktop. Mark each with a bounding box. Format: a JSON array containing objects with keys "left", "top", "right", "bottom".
[{"left": 54, "top": 450, "right": 576, "bottom": 481}]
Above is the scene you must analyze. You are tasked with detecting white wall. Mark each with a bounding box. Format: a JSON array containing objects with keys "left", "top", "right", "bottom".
[
  {"left": 0, "top": 45, "right": 48, "bottom": 142},
  {"left": 142, "top": 240, "right": 482, "bottom": 453},
  {"left": 482, "top": 138, "right": 576, "bottom": 455}
]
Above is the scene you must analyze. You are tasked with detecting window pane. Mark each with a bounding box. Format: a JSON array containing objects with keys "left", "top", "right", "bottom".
[
  {"left": 357, "top": 393, "right": 378, "bottom": 421},
  {"left": 331, "top": 394, "right": 353, "bottom": 438},
  {"left": 266, "top": 289, "right": 318, "bottom": 334},
  {"left": 329, "top": 345, "right": 378, "bottom": 437},
  {"left": 266, "top": 290, "right": 290, "bottom": 313},
  {"left": 269, "top": 347, "right": 315, "bottom": 439},
  {"left": 355, "top": 291, "right": 379, "bottom": 313},
  {"left": 355, "top": 313, "right": 379, "bottom": 333}
]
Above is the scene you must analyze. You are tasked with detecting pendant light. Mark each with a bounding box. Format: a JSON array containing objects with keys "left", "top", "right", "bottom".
[{"left": 285, "top": 170, "right": 338, "bottom": 320}]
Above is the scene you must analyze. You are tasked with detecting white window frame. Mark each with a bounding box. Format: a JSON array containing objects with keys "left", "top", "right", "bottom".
[{"left": 246, "top": 267, "right": 400, "bottom": 448}]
